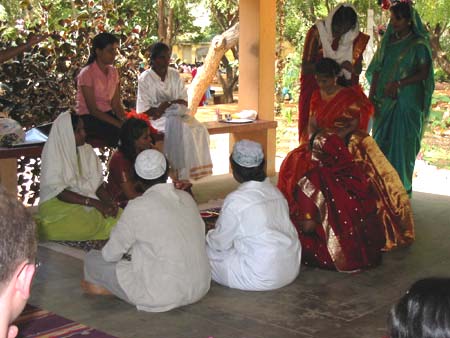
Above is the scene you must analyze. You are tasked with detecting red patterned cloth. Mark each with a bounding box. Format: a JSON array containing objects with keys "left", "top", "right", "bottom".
[{"left": 294, "top": 133, "right": 384, "bottom": 271}]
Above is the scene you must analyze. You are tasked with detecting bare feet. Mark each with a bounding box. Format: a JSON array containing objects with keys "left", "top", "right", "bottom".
[{"left": 81, "top": 280, "right": 113, "bottom": 296}]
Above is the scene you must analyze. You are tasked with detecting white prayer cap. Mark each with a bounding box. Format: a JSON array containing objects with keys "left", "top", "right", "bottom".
[
  {"left": 232, "top": 140, "right": 264, "bottom": 168},
  {"left": 135, "top": 149, "right": 167, "bottom": 180}
]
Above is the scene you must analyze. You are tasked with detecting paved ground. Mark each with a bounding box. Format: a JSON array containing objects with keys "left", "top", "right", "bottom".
[{"left": 29, "top": 179, "right": 450, "bottom": 338}]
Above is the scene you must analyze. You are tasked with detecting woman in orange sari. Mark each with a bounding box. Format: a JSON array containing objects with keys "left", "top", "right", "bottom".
[
  {"left": 278, "top": 58, "right": 414, "bottom": 271},
  {"left": 298, "top": 3, "right": 369, "bottom": 144}
]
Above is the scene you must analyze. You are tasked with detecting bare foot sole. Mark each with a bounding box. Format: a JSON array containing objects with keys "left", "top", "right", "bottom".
[{"left": 81, "top": 280, "right": 113, "bottom": 296}]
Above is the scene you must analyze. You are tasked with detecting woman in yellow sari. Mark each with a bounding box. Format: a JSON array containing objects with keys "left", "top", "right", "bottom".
[{"left": 37, "top": 112, "right": 120, "bottom": 241}]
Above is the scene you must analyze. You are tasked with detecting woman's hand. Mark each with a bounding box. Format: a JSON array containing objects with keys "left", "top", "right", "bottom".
[
  {"left": 341, "top": 61, "right": 353, "bottom": 74},
  {"left": 384, "top": 81, "right": 400, "bottom": 99},
  {"left": 92, "top": 199, "right": 118, "bottom": 218},
  {"left": 174, "top": 179, "right": 193, "bottom": 191}
]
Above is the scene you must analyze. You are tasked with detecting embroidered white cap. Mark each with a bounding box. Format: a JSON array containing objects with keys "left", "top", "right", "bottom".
[
  {"left": 231, "top": 139, "right": 264, "bottom": 168},
  {"left": 135, "top": 149, "right": 167, "bottom": 180}
]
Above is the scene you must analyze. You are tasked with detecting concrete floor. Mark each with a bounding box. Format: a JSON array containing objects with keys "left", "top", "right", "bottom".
[{"left": 29, "top": 175, "right": 450, "bottom": 338}]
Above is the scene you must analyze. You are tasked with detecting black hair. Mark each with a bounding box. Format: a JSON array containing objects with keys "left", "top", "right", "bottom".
[
  {"left": 332, "top": 6, "right": 357, "bottom": 32},
  {"left": 315, "top": 58, "right": 341, "bottom": 78},
  {"left": 86, "top": 32, "right": 119, "bottom": 65},
  {"left": 388, "top": 278, "right": 450, "bottom": 338},
  {"left": 149, "top": 42, "right": 170, "bottom": 65},
  {"left": 70, "top": 113, "right": 80, "bottom": 131},
  {"left": 390, "top": 2, "right": 412, "bottom": 21},
  {"left": 118, "top": 118, "right": 149, "bottom": 162},
  {"left": 136, "top": 159, "right": 170, "bottom": 187},
  {"left": 230, "top": 156, "right": 266, "bottom": 183}
]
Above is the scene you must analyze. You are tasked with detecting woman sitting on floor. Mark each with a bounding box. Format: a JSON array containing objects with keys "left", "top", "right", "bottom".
[
  {"left": 37, "top": 111, "right": 120, "bottom": 241},
  {"left": 106, "top": 117, "right": 193, "bottom": 207},
  {"left": 277, "top": 58, "right": 415, "bottom": 272},
  {"left": 106, "top": 118, "right": 152, "bottom": 208}
]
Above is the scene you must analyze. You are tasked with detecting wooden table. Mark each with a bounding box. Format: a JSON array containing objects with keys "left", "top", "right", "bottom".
[{"left": 0, "top": 119, "right": 277, "bottom": 196}]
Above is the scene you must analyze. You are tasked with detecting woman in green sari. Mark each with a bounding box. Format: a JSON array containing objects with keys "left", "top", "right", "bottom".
[{"left": 366, "top": 2, "right": 434, "bottom": 196}]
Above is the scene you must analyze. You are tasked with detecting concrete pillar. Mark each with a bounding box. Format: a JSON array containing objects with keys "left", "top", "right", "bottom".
[{"left": 234, "top": 0, "right": 277, "bottom": 176}]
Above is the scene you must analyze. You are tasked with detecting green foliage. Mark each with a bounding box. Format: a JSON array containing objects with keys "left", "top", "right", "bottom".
[
  {"left": 281, "top": 52, "right": 300, "bottom": 101},
  {"left": 0, "top": 0, "right": 153, "bottom": 204},
  {"left": 435, "top": 68, "right": 450, "bottom": 83}
]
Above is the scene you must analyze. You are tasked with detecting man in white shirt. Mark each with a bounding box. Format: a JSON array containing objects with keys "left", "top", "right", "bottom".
[
  {"left": 206, "top": 140, "right": 302, "bottom": 291},
  {"left": 136, "top": 42, "right": 212, "bottom": 180},
  {"left": 82, "top": 149, "right": 211, "bottom": 312}
]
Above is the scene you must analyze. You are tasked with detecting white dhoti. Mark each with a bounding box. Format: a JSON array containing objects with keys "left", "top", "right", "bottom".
[{"left": 153, "top": 105, "right": 212, "bottom": 180}]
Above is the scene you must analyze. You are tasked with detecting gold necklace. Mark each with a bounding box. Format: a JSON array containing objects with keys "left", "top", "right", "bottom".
[{"left": 394, "top": 30, "right": 412, "bottom": 41}]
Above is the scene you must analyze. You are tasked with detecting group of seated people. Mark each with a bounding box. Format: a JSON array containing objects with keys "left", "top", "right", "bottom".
[
  {"left": 33, "top": 56, "right": 417, "bottom": 312},
  {"left": 35, "top": 109, "right": 302, "bottom": 310},
  {"left": 3, "top": 184, "right": 450, "bottom": 337}
]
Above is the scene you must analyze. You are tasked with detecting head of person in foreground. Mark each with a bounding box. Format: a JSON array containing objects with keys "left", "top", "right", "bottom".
[
  {"left": 0, "top": 187, "right": 37, "bottom": 338},
  {"left": 388, "top": 277, "right": 450, "bottom": 338}
]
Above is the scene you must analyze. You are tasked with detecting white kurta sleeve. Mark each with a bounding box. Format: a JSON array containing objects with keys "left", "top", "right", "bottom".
[
  {"left": 136, "top": 73, "right": 157, "bottom": 113},
  {"left": 206, "top": 203, "right": 240, "bottom": 251},
  {"left": 102, "top": 216, "right": 135, "bottom": 262}
]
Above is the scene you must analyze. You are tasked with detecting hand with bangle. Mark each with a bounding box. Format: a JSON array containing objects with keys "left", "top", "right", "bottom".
[{"left": 384, "top": 79, "right": 402, "bottom": 99}]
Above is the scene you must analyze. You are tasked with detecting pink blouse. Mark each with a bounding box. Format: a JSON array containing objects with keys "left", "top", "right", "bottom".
[{"left": 76, "top": 61, "right": 119, "bottom": 115}]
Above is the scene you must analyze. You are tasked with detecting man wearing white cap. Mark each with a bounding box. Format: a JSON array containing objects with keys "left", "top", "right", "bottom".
[
  {"left": 82, "top": 149, "right": 211, "bottom": 312},
  {"left": 206, "top": 140, "right": 302, "bottom": 291}
]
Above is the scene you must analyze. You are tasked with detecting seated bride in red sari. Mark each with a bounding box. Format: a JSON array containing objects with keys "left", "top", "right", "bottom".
[{"left": 278, "top": 58, "right": 415, "bottom": 272}]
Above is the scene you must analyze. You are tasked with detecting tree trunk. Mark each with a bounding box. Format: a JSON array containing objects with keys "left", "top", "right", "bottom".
[
  {"left": 167, "top": 7, "right": 174, "bottom": 46},
  {"left": 157, "top": 0, "right": 167, "bottom": 42},
  {"left": 187, "top": 23, "right": 240, "bottom": 115},
  {"left": 429, "top": 23, "right": 450, "bottom": 76}
]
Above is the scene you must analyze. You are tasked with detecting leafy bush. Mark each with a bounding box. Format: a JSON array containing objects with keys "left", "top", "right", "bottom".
[
  {"left": 0, "top": 1, "right": 152, "bottom": 204},
  {"left": 434, "top": 67, "right": 450, "bottom": 83}
]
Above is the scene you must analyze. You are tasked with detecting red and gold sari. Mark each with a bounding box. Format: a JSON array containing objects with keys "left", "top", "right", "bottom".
[
  {"left": 278, "top": 87, "right": 414, "bottom": 271},
  {"left": 298, "top": 25, "right": 369, "bottom": 144}
]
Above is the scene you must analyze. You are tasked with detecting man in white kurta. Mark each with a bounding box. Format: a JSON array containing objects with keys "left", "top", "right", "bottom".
[
  {"left": 83, "top": 149, "right": 211, "bottom": 312},
  {"left": 136, "top": 42, "right": 212, "bottom": 180},
  {"left": 206, "top": 140, "right": 302, "bottom": 291}
]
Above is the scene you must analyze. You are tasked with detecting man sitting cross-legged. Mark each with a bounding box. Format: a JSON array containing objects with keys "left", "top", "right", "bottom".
[
  {"left": 0, "top": 186, "right": 37, "bottom": 338},
  {"left": 206, "top": 140, "right": 302, "bottom": 291},
  {"left": 82, "top": 149, "right": 211, "bottom": 312}
]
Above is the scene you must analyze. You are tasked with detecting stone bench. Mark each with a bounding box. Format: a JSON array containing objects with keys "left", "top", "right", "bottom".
[{"left": 0, "top": 119, "right": 277, "bottom": 196}]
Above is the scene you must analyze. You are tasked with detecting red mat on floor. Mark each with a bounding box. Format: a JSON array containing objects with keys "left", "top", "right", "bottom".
[{"left": 14, "top": 305, "right": 118, "bottom": 338}]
